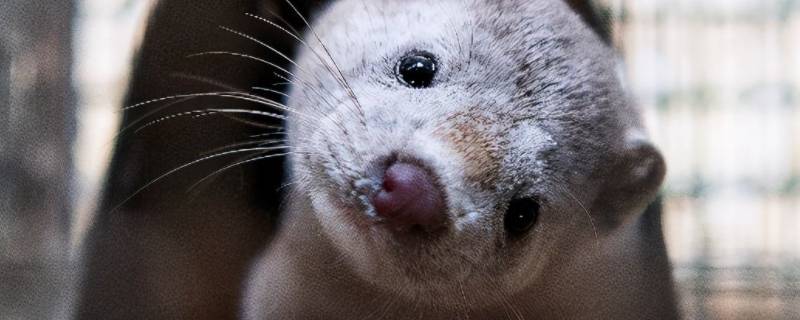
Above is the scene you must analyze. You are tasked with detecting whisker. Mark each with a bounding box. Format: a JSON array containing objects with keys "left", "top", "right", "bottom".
[
  {"left": 207, "top": 108, "right": 286, "bottom": 120},
  {"left": 245, "top": 12, "right": 347, "bottom": 93},
  {"left": 187, "top": 50, "right": 337, "bottom": 120},
  {"left": 271, "top": 72, "right": 343, "bottom": 118},
  {"left": 122, "top": 92, "right": 264, "bottom": 112},
  {"left": 259, "top": 6, "right": 302, "bottom": 36},
  {"left": 358, "top": 289, "right": 395, "bottom": 320},
  {"left": 202, "top": 139, "right": 286, "bottom": 156},
  {"left": 187, "top": 51, "right": 294, "bottom": 77},
  {"left": 216, "top": 112, "right": 281, "bottom": 129},
  {"left": 488, "top": 279, "right": 525, "bottom": 320},
  {"left": 133, "top": 108, "right": 290, "bottom": 135},
  {"left": 109, "top": 96, "right": 194, "bottom": 147},
  {"left": 544, "top": 175, "right": 600, "bottom": 245},
  {"left": 218, "top": 26, "right": 312, "bottom": 79},
  {"left": 133, "top": 109, "right": 219, "bottom": 134},
  {"left": 245, "top": 12, "right": 305, "bottom": 43},
  {"left": 555, "top": 183, "right": 600, "bottom": 245},
  {"left": 249, "top": 131, "right": 286, "bottom": 139},
  {"left": 143, "top": 74, "right": 284, "bottom": 130},
  {"left": 108, "top": 146, "right": 287, "bottom": 213},
  {"left": 186, "top": 49, "right": 337, "bottom": 123},
  {"left": 121, "top": 91, "right": 311, "bottom": 123},
  {"left": 245, "top": 12, "right": 360, "bottom": 114},
  {"left": 206, "top": 26, "right": 340, "bottom": 120},
  {"left": 277, "top": 181, "right": 298, "bottom": 192},
  {"left": 187, "top": 149, "right": 293, "bottom": 192},
  {"left": 162, "top": 76, "right": 292, "bottom": 127},
  {"left": 252, "top": 87, "right": 290, "bottom": 99},
  {"left": 276, "top": 2, "right": 367, "bottom": 136},
  {"left": 460, "top": 282, "right": 472, "bottom": 320},
  {"left": 283, "top": 0, "right": 367, "bottom": 126},
  {"left": 169, "top": 72, "right": 243, "bottom": 91},
  {"left": 221, "top": 91, "right": 318, "bottom": 122}
]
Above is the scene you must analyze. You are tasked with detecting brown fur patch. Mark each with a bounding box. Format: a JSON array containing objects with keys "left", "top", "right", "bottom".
[{"left": 436, "top": 112, "right": 503, "bottom": 189}]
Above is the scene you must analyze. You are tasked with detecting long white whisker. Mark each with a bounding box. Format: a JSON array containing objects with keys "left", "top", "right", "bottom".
[
  {"left": 122, "top": 92, "right": 266, "bottom": 112},
  {"left": 271, "top": 72, "right": 342, "bottom": 118},
  {"left": 169, "top": 72, "right": 243, "bottom": 91},
  {"left": 556, "top": 183, "right": 600, "bottom": 245},
  {"left": 109, "top": 147, "right": 287, "bottom": 213},
  {"left": 121, "top": 91, "right": 312, "bottom": 123},
  {"left": 282, "top": 0, "right": 368, "bottom": 126},
  {"left": 188, "top": 51, "right": 337, "bottom": 119},
  {"left": 134, "top": 109, "right": 219, "bottom": 134},
  {"left": 245, "top": 13, "right": 359, "bottom": 110},
  {"left": 109, "top": 96, "right": 194, "bottom": 147},
  {"left": 249, "top": 131, "right": 286, "bottom": 139},
  {"left": 252, "top": 87, "right": 290, "bottom": 99},
  {"left": 188, "top": 51, "right": 294, "bottom": 76},
  {"left": 205, "top": 27, "right": 342, "bottom": 120},
  {"left": 187, "top": 50, "right": 337, "bottom": 123},
  {"left": 218, "top": 26, "right": 311, "bottom": 79},
  {"left": 187, "top": 149, "right": 292, "bottom": 192},
  {"left": 202, "top": 139, "right": 286, "bottom": 156},
  {"left": 206, "top": 108, "right": 286, "bottom": 120},
  {"left": 259, "top": 7, "right": 303, "bottom": 36},
  {"left": 133, "top": 108, "right": 293, "bottom": 135}
]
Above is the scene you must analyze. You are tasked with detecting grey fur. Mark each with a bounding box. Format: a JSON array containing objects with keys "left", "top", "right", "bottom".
[{"left": 243, "top": 0, "right": 678, "bottom": 318}]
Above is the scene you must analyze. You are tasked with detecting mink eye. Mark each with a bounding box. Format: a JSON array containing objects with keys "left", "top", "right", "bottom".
[
  {"left": 504, "top": 198, "right": 540, "bottom": 237},
  {"left": 396, "top": 52, "right": 437, "bottom": 88}
]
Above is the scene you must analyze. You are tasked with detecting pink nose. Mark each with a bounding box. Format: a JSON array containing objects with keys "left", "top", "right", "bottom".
[{"left": 372, "top": 162, "right": 446, "bottom": 230}]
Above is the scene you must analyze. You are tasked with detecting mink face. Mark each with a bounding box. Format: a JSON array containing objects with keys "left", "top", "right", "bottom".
[{"left": 284, "top": 0, "right": 664, "bottom": 307}]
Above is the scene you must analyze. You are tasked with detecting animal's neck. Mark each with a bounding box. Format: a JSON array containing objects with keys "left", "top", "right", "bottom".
[
  {"left": 247, "top": 193, "right": 678, "bottom": 319},
  {"left": 513, "top": 204, "right": 680, "bottom": 319},
  {"left": 244, "top": 193, "right": 393, "bottom": 318}
]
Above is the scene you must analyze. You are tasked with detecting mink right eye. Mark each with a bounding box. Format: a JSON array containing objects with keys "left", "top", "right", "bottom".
[
  {"left": 396, "top": 52, "right": 438, "bottom": 89},
  {"left": 504, "top": 198, "right": 540, "bottom": 237}
]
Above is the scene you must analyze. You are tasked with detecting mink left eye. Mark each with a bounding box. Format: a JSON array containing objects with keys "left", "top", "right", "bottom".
[
  {"left": 504, "top": 198, "right": 540, "bottom": 237},
  {"left": 396, "top": 52, "right": 437, "bottom": 89}
]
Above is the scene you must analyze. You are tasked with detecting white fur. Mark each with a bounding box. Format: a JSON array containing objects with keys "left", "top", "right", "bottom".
[{"left": 245, "top": 0, "right": 669, "bottom": 318}]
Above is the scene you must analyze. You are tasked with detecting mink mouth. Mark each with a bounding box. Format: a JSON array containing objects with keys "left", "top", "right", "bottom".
[
  {"left": 328, "top": 189, "right": 453, "bottom": 242},
  {"left": 315, "top": 182, "right": 456, "bottom": 247}
]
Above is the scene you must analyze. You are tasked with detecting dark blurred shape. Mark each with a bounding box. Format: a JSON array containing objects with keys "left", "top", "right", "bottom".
[
  {"left": 0, "top": 0, "right": 75, "bottom": 319},
  {"left": 76, "top": 1, "right": 327, "bottom": 319},
  {"left": 565, "top": 0, "right": 612, "bottom": 44}
]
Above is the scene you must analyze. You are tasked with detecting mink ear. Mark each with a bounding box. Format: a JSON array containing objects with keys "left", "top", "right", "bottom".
[
  {"left": 593, "top": 134, "right": 667, "bottom": 231},
  {"left": 563, "top": 0, "right": 612, "bottom": 44}
]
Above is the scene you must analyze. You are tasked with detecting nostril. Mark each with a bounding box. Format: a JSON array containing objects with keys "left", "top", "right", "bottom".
[
  {"left": 382, "top": 175, "right": 398, "bottom": 193},
  {"left": 372, "top": 162, "right": 446, "bottom": 230}
]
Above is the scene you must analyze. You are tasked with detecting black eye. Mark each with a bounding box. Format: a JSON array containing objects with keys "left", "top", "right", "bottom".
[
  {"left": 396, "top": 52, "right": 437, "bottom": 88},
  {"left": 504, "top": 198, "right": 540, "bottom": 237}
]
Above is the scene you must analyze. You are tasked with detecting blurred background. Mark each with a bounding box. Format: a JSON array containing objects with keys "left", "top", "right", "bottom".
[
  {"left": 0, "top": 0, "right": 798, "bottom": 319},
  {"left": 608, "top": 0, "right": 800, "bottom": 318}
]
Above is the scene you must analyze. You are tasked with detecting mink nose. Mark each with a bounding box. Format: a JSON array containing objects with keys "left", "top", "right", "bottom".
[{"left": 372, "top": 162, "right": 446, "bottom": 230}]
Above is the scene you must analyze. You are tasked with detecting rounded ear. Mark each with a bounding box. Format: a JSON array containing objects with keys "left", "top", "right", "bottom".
[{"left": 593, "top": 135, "right": 666, "bottom": 230}]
